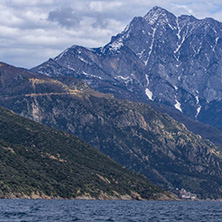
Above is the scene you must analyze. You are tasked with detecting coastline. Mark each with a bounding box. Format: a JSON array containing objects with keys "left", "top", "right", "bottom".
[{"left": 0, "top": 190, "right": 179, "bottom": 201}]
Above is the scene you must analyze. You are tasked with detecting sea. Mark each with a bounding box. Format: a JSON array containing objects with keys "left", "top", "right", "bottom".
[{"left": 0, "top": 200, "right": 222, "bottom": 222}]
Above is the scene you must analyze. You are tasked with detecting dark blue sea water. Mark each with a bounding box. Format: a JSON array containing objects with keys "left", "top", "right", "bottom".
[{"left": 0, "top": 200, "right": 222, "bottom": 222}]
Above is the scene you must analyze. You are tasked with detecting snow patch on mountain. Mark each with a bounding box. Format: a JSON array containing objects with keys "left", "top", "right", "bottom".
[
  {"left": 116, "top": 76, "right": 130, "bottom": 80},
  {"left": 115, "top": 75, "right": 131, "bottom": 84},
  {"left": 176, "top": 18, "right": 181, "bottom": 40},
  {"left": 146, "top": 12, "right": 159, "bottom": 25},
  {"left": 173, "top": 85, "right": 178, "bottom": 91},
  {"left": 82, "top": 71, "right": 102, "bottom": 80},
  {"left": 109, "top": 40, "right": 123, "bottom": 51},
  {"left": 67, "top": 66, "right": 76, "bottom": 72},
  {"left": 137, "top": 49, "right": 145, "bottom": 59},
  {"left": 195, "top": 95, "right": 199, "bottom": 104},
  {"left": 37, "top": 69, "right": 48, "bottom": 76},
  {"left": 194, "top": 95, "right": 202, "bottom": 118},
  {"left": 78, "top": 56, "right": 92, "bottom": 65},
  {"left": 195, "top": 106, "right": 201, "bottom": 118},
  {"left": 144, "top": 28, "right": 156, "bottom": 65},
  {"left": 168, "top": 23, "right": 176, "bottom": 30},
  {"left": 145, "top": 74, "right": 150, "bottom": 85},
  {"left": 174, "top": 35, "right": 185, "bottom": 54},
  {"left": 145, "top": 74, "right": 153, "bottom": 100},
  {"left": 55, "top": 48, "right": 69, "bottom": 61},
  {"left": 145, "top": 88, "right": 153, "bottom": 101},
  {"left": 175, "top": 100, "right": 182, "bottom": 112}
]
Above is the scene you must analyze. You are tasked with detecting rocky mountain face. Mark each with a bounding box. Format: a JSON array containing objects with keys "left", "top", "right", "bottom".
[
  {"left": 1, "top": 105, "right": 175, "bottom": 200},
  {"left": 2, "top": 62, "right": 222, "bottom": 199},
  {"left": 32, "top": 6, "right": 222, "bottom": 132}
]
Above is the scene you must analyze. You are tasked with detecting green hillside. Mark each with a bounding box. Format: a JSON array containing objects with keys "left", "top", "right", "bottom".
[{"left": 0, "top": 106, "right": 175, "bottom": 200}]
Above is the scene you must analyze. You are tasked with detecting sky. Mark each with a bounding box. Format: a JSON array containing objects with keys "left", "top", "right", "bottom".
[{"left": 0, "top": 0, "right": 222, "bottom": 68}]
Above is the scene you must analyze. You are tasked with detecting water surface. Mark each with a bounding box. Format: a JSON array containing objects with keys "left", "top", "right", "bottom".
[{"left": 0, "top": 200, "right": 222, "bottom": 221}]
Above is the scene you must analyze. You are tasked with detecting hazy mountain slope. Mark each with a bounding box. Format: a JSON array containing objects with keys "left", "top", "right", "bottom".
[
  {"left": 1, "top": 62, "right": 222, "bottom": 199},
  {"left": 147, "top": 101, "right": 222, "bottom": 148},
  {"left": 32, "top": 6, "right": 222, "bottom": 134}
]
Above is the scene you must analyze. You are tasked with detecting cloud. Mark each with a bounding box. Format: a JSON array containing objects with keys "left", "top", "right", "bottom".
[
  {"left": 48, "top": 7, "right": 81, "bottom": 28},
  {"left": 88, "top": 1, "right": 123, "bottom": 12},
  {"left": 0, "top": 0, "right": 222, "bottom": 68},
  {"left": 172, "top": 4, "right": 193, "bottom": 14},
  {"left": 92, "top": 14, "right": 108, "bottom": 28}
]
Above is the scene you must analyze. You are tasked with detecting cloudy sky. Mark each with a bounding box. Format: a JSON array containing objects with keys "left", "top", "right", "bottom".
[{"left": 1, "top": 0, "right": 222, "bottom": 68}]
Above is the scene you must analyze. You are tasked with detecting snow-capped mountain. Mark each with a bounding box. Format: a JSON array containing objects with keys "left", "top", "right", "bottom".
[{"left": 32, "top": 6, "right": 222, "bottom": 131}]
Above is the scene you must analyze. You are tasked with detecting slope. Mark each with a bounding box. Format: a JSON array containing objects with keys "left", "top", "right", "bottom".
[
  {"left": 0, "top": 105, "right": 176, "bottom": 200},
  {"left": 1, "top": 62, "right": 222, "bottom": 199}
]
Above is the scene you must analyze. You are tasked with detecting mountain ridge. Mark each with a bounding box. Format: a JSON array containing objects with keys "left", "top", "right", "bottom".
[{"left": 32, "top": 6, "right": 222, "bottom": 140}]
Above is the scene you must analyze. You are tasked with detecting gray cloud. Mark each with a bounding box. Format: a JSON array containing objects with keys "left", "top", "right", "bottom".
[
  {"left": 48, "top": 7, "right": 81, "bottom": 28},
  {"left": 92, "top": 14, "right": 108, "bottom": 29},
  {"left": 0, "top": 0, "right": 222, "bottom": 68}
]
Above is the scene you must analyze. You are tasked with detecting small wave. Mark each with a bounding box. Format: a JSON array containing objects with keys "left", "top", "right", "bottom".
[
  {"left": 72, "top": 216, "right": 81, "bottom": 221},
  {"left": 106, "top": 218, "right": 115, "bottom": 221},
  {"left": 3, "top": 211, "right": 28, "bottom": 219}
]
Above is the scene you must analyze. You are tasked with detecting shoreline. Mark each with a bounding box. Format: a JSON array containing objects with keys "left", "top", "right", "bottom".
[{"left": 0, "top": 191, "right": 178, "bottom": 201}]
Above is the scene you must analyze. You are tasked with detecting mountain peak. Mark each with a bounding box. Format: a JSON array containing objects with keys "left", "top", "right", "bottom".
[
  {"left": 151, "top": 6, "right": 168, "bottom": 12},
  {"left": 144, "top": 6, "right": 176, "bottom": 25},
  {"left": 146, "top": 6, "right": 172, "bottom": 15}
]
